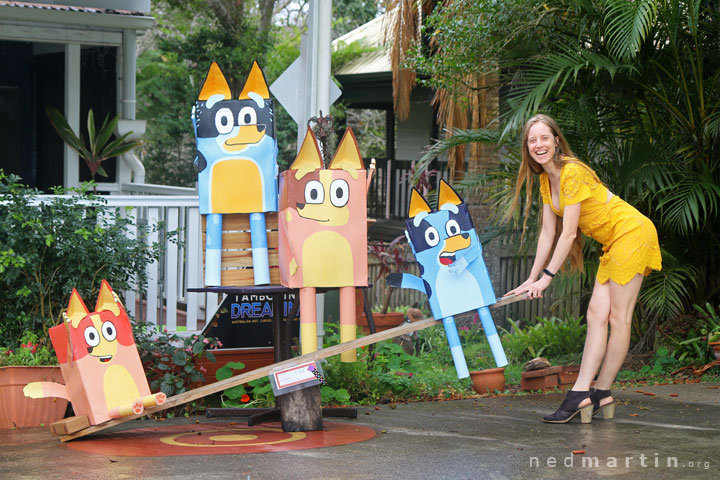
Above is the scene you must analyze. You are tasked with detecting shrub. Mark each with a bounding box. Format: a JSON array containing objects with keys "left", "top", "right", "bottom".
[
  {"left": 500, "top": 315, "right": 588, "bottom": 363},
  {"left": 0, "top": 172, "right": 162, "bottom": 346}
]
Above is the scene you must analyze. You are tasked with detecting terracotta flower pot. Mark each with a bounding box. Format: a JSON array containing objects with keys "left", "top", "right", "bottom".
[
  {"left": 0, "top": 366, "right": 68, "bottom": 429},
  {"left": 709, "top": 341, "right": 720, "bottom": 361},
  {"left": 358, "top": 312, "right": 405, "bottom": 334},
  {"left": 469, "top": 367, "right": 505, "bottom": 394}
]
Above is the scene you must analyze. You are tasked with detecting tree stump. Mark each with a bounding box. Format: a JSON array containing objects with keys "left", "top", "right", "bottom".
[{"left": 278, "top": 385, "right": 323, "bottom": 432}]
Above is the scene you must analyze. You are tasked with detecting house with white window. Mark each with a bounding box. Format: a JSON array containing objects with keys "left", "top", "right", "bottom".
[{"left": 0, "top": 0, "right": 154, "bottom": 192}]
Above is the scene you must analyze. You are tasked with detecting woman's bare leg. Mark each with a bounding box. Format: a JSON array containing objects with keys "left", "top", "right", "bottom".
[
  {"left": 593, "top": 274, "right": 644, "bottom": 405},
  {"left": 572, "top": 279, "right": 611, "bottom": 407}
]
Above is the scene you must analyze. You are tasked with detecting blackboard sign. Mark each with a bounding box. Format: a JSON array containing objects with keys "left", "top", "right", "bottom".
[{"left": 202, "top": 293, "right": 298, "bottom": 348}]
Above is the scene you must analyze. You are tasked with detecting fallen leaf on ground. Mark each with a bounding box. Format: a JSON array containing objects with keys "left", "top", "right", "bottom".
[
  {"left": 669, "top": 394, "right": 679, "bottom": 397},
  {"left": 628, "top": 413, "right": 639, "bottom": 417}
]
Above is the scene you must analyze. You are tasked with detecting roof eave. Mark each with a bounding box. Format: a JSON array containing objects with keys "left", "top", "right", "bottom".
[{"left": 0, "top": 5, "right": 155, "bottom": 31}]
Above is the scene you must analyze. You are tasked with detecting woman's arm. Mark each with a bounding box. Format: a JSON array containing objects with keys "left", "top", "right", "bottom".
[
  {"left": 517, "top": 202, "right": 580, "bottom": 299},
  {"left": 504, "top": 203, "right": 558, "bottom": 296}
]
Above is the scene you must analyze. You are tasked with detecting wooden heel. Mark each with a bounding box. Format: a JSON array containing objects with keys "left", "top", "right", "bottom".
[
  {"left": 580, "top": 405, "right": 593, "bottom": 424},
  {"left": 602, "top": 402, "right": 616, "bottom": 419}
]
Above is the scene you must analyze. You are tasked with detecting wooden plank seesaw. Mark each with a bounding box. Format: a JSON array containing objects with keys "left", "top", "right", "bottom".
[{"left": 58, "top": 292, "right": 527, "bottom": 442}]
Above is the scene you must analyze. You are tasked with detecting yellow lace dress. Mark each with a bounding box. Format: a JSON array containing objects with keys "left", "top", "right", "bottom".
[{"left": 539, "top": 162, "right": 662, "bottom": 285}]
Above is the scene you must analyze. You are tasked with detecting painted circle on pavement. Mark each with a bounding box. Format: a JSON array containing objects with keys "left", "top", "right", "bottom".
[{"left": 65, "top": 421, "right": 376, "bottom": 456}]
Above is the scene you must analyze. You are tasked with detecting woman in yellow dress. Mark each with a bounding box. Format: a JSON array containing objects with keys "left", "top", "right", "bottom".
[{"left": 505, "top": 114, "right": 662, "bottom": 423}]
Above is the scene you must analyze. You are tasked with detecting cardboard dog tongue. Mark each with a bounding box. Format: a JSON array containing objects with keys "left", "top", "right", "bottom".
[{"left": 439, "top": 255, "right": 455, "bottom": 265}]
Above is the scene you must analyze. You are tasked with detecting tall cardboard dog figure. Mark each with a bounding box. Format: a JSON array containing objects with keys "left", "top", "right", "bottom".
[
  {"left": 23, "top": 280, "right": 165, "bottom": 425},
  {"left": 387, "top": 181, "right": 508, "bottom": 378},
  {"left": 278, "top": 128, "right": 374, "bottom": 361},
  {"left": 192, "top": 60, "right": 278, "bottom": 285}
]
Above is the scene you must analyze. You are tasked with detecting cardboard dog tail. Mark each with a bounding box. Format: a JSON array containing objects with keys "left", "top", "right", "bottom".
[{"left": 23, "top": 382, "right": 70, "bottom": 401}]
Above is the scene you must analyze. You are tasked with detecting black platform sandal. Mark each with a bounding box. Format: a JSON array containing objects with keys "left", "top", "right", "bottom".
[
  {"left": 590, "top": 388, "right": 616, "bottom": 419},
  {"left": 542, "top": 390, "right": 593, "bottom": 424}
]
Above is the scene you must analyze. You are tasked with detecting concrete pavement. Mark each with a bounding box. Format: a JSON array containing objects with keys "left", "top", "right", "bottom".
[{"left": 1, "top": 381, "right": 718, "bottom": 479}]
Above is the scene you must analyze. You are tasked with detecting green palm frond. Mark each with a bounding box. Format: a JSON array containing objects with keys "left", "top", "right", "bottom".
[
  {"left": 655, "top": 173, "right": 720, "bottom": 236},
  {"left": 604, "top": 0, "right": 658, "bottom": 62},
  {"left": 502, "top": 47, "right": 631, "bottom": 137},
  {"left": 639, "top": 252, "right": 698, "bottom": 318},
  {"left": 412, "top": 127, "right": 501, "bottom": 185}
]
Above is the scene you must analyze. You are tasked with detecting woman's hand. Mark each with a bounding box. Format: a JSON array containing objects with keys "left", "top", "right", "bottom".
[
  {"left": 504, "top": 275, "right": 552, "bottom": 299},
  {"left": 504, "top": 278, "right": 535, "bottom": 297}
]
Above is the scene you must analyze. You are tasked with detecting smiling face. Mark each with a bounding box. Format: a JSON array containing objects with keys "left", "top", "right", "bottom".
[
  {"left": 405, "top": 181, "right": 478, "bottom": 269},
  {"left": 195, "top": 96, "right": 272, "bottom": 154},
  {"left": 291, "top": 169, "right": 352, "bottom": 226},
  {"left": 50, "top": 280, "right": 136, "bottom": 365},
  {"left": 408, "top": 204, "right": 475, "bottom": 267},
  {"left": 526, "top": 122, "right": 558, "bottom": 167}
]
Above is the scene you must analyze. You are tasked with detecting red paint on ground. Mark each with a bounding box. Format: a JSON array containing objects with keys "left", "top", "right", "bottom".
[{"left": 64, "top": 421, "right": 376, "bottom": 456}]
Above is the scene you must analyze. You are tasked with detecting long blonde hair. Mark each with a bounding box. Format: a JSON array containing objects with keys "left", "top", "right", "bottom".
[{"left": 508, "top": 114, "right": 585, "bottom": 272}]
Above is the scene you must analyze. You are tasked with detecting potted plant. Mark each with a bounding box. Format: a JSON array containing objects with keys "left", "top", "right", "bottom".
[
  {"left": 469, "top": 367, "right": 506, "bottom": 395},
  {"left": 0, "top": 332, "right": 67, "bottom": 429},
  {"left": 708, "top": 331, "right": 720, "bottom": 360},
  {"left": 360, "top": 236, "right": 413, "bottom": 333}
]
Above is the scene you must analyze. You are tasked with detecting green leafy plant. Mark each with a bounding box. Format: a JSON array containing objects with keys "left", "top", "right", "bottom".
[
  {"left": 500, "top": 315, "right": 588, "bottom": 363},
  {"left": 670, "top": 303, "right": 720, "bottom": 364},
  {"left": 0, "top": 172, "right": 163, "bottom": 347},
  {"left": 694, "top": 303, "right": 720, "bottom": 343},
  {"left": 0, "top": 332, "right": 57, "bottom": 367},
  {"left": 368, "top": 236, "right": 413, "bottom": 314},
  {"left": 46, "top": 107, "right": 142, "bottom": 184},
  {"left": 134, "top": 323, "right": 219, "bottom": 416},
  {"left": 214, "top": 361, "right": 276, "bottom": 408},
  {"left": 637, "top": 346, "right": 677, "bottom": 377}
]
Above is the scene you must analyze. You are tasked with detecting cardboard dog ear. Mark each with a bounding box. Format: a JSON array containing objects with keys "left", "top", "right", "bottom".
[
  {"left": 329, "top": 128, "right": 364, "bottom": 179},
  {"left": 238, "top": 60, "right": 270, "bottom": 100},
  {"left": 95, "top": 279, "right": 122, "bottom": 316},
  {"left": 198, "top": 61, "right": 232, "bottom": 101},
  {"left": 65, "top": 289, "right": 89, "bottom": 328},
  {"left": 408, "top": 188, "right": 433, "bottom": 219},
  {"left": 290, "top": 128, "right": 324, "bottom": 179},
  {"left": 438, "top": 179, "right": 464, "bottom": 210}
]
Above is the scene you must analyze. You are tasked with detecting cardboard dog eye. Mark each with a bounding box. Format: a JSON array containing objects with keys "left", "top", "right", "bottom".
[
  {"left": 238, "top": 106, "right": 257, "bottom": 125},
  {"left": 304, "top": 180, "right": 324, "bottom": 204},
  {"left": 425, "top": 226, "right": 440, "bottom": 247},
  {"left": 330, "top": 179, "right": 349, "bottom": 207},
  {"left": 84, "top": 326, "right": 100, "bottom": 347},
  {"left": 446, "top": 219, "right": 461, "bottom": 236},
  {"left": 215, "top": 108, "right": 234, "bottom": 134},
  {"left": 102, "top": 321, "right": 117, "bottom": 341}
]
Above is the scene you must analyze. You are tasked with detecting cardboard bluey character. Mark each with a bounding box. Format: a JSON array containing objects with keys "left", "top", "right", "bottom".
[
  {"left": 192, "top": 60, "right": 278, "bottom": 285},
  {"left": 278, "top": 128, "right": 374, "bottom": 361},
  {"left": 23, "top": 280, "right": 166, "bottom": 425},
  {"left": 387, "top": 181, "right": 508, "bottom": 378}
]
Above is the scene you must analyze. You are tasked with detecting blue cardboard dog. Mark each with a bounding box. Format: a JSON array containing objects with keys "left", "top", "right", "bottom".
[
  {"left": 192, "top": 61, "right": 278, "bottom": 285},
  {"left": 387, "top": 180, "right": 508, "bottom": 378}
]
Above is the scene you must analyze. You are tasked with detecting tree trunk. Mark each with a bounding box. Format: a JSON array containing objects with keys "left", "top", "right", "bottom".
[{"left": 278, "top": 385, "right": 323, "bottom": 432}]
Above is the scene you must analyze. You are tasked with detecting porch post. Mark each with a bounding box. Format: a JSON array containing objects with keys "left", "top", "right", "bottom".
[
  {"left": 63, "top": 43, "right": 80, "bottom": 190},
  {"left": 116, "top": 29, "right": 146, "bottom": 186},
  {"left": 122, "top": 29, "right": 136, "bottom": 121}
]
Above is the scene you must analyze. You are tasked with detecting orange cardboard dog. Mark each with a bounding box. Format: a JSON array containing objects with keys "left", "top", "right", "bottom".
[
  {"left": 278, "top": 128, "right": 374, "bottom": 361},
  {"left": 23, "top": 280, "right": 165, "bottom": 425}
]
